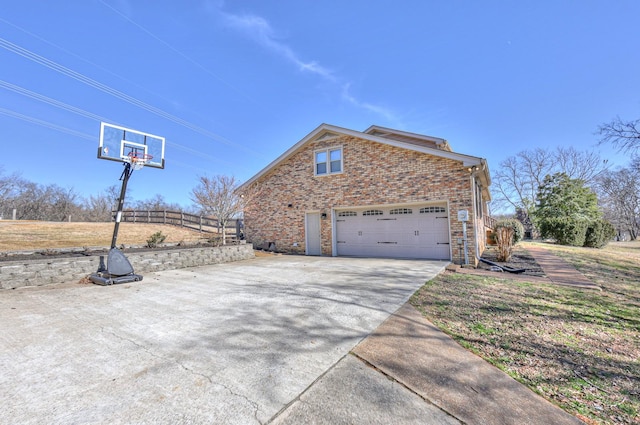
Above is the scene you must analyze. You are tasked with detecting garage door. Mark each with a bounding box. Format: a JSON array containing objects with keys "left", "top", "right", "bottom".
[{"left": 335, "top": 205, "right": 450, "bottom": 260}]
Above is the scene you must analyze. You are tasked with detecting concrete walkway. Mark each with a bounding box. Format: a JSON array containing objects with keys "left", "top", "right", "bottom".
[
  {"left": 525, "top": 245, "right": 601, "bottom": 290},
  {"left": 276, "top": 303, "right": 584, "bottom": 425},
  {"left": 455, "top": 245, "right": 601, "bottom": 291}
]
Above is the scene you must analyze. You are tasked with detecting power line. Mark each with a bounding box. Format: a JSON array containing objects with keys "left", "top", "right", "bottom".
[
  {"left": 0, "top": 106, "right": 227, "bottom": 173},
  {"left": 0, "top": 80, "right": 110, "bottom": 122},
  {"left": 0, "top": 16, "right": 183, "bottom": 112},
  {"left": 0, "top": 81, "right": 226, "bottom": 163},
  {"left": 97, "top": 0, "right": 259, "bottom": 106},
  {"left": 0, "top": 107, "right": 94, "bottom": 140},
  {"left": 0, "top": 36, "right": 260, "bottom": 155}
]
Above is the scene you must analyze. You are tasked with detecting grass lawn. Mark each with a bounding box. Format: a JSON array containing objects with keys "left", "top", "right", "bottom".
[{"left": 411, "top": 241, "right": 640, "bottom": 425}]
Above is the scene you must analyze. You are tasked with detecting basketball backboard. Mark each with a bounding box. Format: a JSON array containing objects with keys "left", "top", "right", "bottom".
[{"left": 98, "top": 122, "right": 165, "bottom": 169}]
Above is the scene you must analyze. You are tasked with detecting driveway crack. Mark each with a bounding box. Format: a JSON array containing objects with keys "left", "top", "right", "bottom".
[
  {"left": 351, "top": 351, "right": 466, "bottom": 424},
  {"left": 101, "top": 327, "right": 262, "bottom": 424}
]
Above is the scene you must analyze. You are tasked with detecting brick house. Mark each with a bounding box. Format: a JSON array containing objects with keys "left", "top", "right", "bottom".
[{"left": 239, "top": 124, "right": 492, "bottom": 265}]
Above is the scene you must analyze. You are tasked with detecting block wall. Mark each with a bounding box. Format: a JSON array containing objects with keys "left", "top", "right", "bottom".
[{"left": 0, "top": 244, "right": 254, "bottom": 290}]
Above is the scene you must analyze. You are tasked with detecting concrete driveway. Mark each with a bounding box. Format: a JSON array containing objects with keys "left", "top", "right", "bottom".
[{"left": 0, "top": 255, "right": 446, "bottom": 424}]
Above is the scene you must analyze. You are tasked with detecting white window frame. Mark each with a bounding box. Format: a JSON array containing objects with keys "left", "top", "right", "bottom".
[
  {"left": 389, "top": 208, "right": 413, "bottom": 215},
  {"left": 420, "top": 206, "right": 446, "bottom": 214},
  {"left": 314, "top": 146, "right": 343, "bottom": 176}
]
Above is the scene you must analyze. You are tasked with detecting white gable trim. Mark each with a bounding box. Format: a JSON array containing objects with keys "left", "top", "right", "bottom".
[
  {"left": 239, "top": 123, "right": 486, "bottom": 189},
  {"left": 363, "top": 125, "right": 448, "bottom": 145}
]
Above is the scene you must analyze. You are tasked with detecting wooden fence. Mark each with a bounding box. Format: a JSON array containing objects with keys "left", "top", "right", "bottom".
[{"left": 115, "top": 210, "right": 240, "bottom": 234}]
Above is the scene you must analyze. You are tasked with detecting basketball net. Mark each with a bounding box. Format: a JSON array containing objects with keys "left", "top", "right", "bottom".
[{"left": 127, "top": 153, "right": 153, "bottom": 171}]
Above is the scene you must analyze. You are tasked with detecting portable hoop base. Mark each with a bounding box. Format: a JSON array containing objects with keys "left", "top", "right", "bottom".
[
  {"left": 89, "top": 248, "right": 143, "bottom": 286},
  {"left": 90, "top": 273, "right": 143, "bottom": 286}
]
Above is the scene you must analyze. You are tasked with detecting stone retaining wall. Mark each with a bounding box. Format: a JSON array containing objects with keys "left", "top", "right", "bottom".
[{"left": 0, "top": 244, "right": 254, "bottom": 290}]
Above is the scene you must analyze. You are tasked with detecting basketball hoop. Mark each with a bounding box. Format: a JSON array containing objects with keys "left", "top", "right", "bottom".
[{"left": 126, "top": 152, "right": 153, "bottom": 171}]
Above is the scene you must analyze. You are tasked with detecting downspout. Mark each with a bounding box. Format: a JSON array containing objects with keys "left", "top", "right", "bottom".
[
  {"left": 470, "top": 169, "right": 481, "bottom": 262},
  {"left": 331, "top": 208, "right": 337, "bottom": 257}
]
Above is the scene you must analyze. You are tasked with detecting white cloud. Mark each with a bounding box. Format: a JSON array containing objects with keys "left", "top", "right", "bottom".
[
  {"left": 220, "top": 12, "right": 335, "bottom": 81},
  {"left": 341, "top": 83, "right": 400, "bottom": 124},
  {"left": 216, "top": 6, "right": 401, "bottom": 123}
]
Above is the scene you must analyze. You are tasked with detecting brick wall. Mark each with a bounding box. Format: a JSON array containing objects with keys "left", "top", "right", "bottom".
[
  {"left": 0, "top": 244, "right": 254, "bottom": 290},
  {"left": 244, "top": 134, "right": 485, "bottom": 263}
]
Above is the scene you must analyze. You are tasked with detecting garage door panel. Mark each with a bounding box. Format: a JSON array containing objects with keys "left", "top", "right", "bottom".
[{"left": 335, "top": 205, "right": 450, "bottom": 260}]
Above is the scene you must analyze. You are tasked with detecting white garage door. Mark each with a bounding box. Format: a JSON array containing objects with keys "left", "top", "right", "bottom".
[{"left": 335, "top": 205, "right": 450, "bottom": 260}]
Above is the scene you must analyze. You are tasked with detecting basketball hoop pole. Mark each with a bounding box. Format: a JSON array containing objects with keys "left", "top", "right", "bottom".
[
  {"left": 90, "top": 160, "right": 144, "bottom": 285},
  {"left": 110, "top": 162, "right": 134, "bottom": 249},
  {"left": 92, "top": 122, "right": 163, "bottom": 286}
]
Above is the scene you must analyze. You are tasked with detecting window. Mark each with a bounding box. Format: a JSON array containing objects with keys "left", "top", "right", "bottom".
[
  {"left": 362, "top": 210, "right": 383, "bottom": 216},
  {"left": 420, "top": 206, "right": 446, "bottom": 214},
  {"left": 315, "top": 151, "right": 327, "bottom": 174},
  {"left": 330, "top": 149, "right": 342, "bottom": 172},
  {"left": 475, "top": 183, "right": 483, "bottom": 218},
  {"left": 337, "top": 211, "right": 357, "bottom": 217},
  {"left": 390, "top": 208, "right": 412, "bottom": 215},
  {"left": 315, "top": 147, "right": 342, "bottom": 175}
]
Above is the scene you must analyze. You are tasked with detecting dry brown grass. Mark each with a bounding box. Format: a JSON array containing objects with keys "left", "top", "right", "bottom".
[{"left": 0, "top": 221, "right": 209, "bottom": 251}]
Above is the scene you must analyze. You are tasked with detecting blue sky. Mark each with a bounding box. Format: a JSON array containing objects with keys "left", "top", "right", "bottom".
[{"left": 1, "top": 1, "right": 639, "bottom": 208}]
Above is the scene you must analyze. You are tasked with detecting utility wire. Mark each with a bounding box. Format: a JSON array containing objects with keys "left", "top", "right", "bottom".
[
  {"left": 0, "top": 107, "right": 94, "bottom": 140},
  {"left": 0, "top": 106, "right": 225, "bottom": 172},
  {"left": 0, "top": 36, "right": 259, "bottom": 155},
  {"left": 97, "top": 0, "right": 259, "bottom": 106},
  {"left": 0, "top": 16, "right": 183, "bottom": 113},
  {"left": 0, "top": 80, "right": 110, "bottom": 123},
  {"left": 0, "top": 81, "right": 226, "bottom": 163}
]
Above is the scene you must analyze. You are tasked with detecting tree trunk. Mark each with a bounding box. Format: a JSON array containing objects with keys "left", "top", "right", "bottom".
[{"left": 496, "top": 226, "right": 515, "bottom": 262}]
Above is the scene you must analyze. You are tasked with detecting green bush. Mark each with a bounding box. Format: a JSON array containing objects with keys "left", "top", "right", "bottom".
[
  {"left": 539, "top": 217, "right": 588, "bottom": 246},
  {"left": 584, "top": 219, "right": 616, "bottom": 248},
  {"left": 146, "top": 231, "right": 167, "bottom": 248},
  {"left": 494, "top": 219, "right": 525, "bottom": 244}
]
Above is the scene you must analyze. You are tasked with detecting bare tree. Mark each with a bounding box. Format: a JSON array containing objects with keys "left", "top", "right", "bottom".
[
  {"left": 8, "top": 182, "right": 80, "bottom": 221},
  {"left": 492, "top": 148, "right": 553, "bottom": 214},
  {"left": 598, "top": 116, "right": 640, "bottom": 154},
  {"left": 51, "top": 186, "right": 80, "bottom": 221},
  {"left": 492, "top": 147, "right": 608, "bottom": 215},
  {"left": 554, "top": 147, "right": 609, "bottom": 183},
  {"left": 85, "top": 194, "right": 111, "bottom": 222},
  {"left": 12, "top": 182, "right": 47, "bottom": 220},
  {"left": 83, "top": 185, "right": 120, "bottom": 222},
  {"left": 0, "top": 168, "right": 24, "bottom": 218},
  {"left": 132, "top": 194, "right": 181, "bottom": 211},
  {"left": 595, "top": 166, "right": 640, "bottom": 240},
  {"left": 191, "top": 175, "right": 243, "bottom": 245}
]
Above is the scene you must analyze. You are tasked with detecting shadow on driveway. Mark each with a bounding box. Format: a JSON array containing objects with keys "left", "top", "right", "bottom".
[{"left": 0, "top": 255, "right": 445, "bottom": 424}]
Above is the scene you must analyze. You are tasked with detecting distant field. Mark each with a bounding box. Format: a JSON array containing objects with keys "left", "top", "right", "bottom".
[{"left": 0, "top": 221, "right": 210, "bottom": 251}]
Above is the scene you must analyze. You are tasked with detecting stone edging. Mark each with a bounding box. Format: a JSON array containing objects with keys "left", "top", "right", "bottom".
[{"left": 0, "top": 244, "right": 255, "bottom": 290}]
